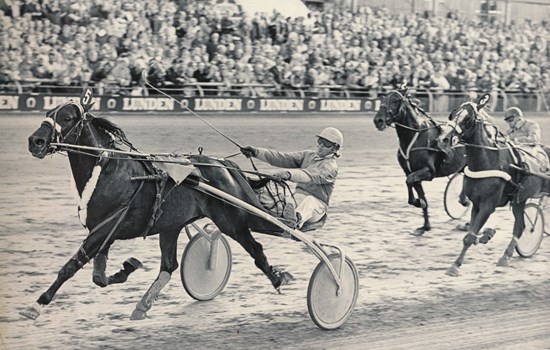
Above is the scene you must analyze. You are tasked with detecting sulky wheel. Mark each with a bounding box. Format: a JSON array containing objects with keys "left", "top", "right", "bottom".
[
  {"left": 516, "top": 203, "right": 544, "bottom": 258},
  {"left": 307, "top": 253, "right": 359, "bottom": 330},
  {"left": 444, "top": 172, "right": 471, "bottom": 220},
  {"left": 180, "top": 227, "right": 232, "bottom": 301}
]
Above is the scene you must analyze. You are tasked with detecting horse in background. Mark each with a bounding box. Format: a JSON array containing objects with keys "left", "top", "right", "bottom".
[
  {"left": 23, "top": 90, "right": 293, "bottom": 320},
  {"left": 437, "top": 94, "right": 550, "bottom": 276},
  {"left": 373, "top": 88, "right": 466, "bottom": 235}
]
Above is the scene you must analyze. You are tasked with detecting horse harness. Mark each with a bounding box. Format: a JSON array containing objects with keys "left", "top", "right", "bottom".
[
  {"left": 452, "top": 104, "right": 533, "bottom": 202},
  {"left": 43, "top": 101, "right": 173, "bottom": 263},
  {"left": 382, "top": 91, "right": 445, "bottom": 172},
  {"left": 394, "top": 121, "right": 445, "bottom": 172}
]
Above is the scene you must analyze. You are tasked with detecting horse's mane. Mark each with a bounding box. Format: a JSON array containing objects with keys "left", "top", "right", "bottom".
[
  {"left": 217, "top": 158, "right": 247, "bottom": 179},
  {"left": 90, "top": 116, "right": 133, "bottom": 147},
  {"left": 395, "top": 89, "right": 437, "bottom": 126}
]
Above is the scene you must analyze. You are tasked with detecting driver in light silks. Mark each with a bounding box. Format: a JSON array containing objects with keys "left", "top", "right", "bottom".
[
  {"left": 241, "top": 127, "right": 342, "bottom": 229},
  {"left": 503, "top": 106, "right": 542, "bottom": 145}
]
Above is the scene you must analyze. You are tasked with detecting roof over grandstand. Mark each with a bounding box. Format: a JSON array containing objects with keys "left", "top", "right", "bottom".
[{"left": 213, "top": 0, "right": 310, "bottom": 19}]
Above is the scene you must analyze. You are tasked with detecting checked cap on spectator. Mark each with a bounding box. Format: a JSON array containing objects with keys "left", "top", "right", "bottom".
[
  {"left": 504, "top": 107, "right": 523, "bottom": 120},
  {"left": 316, "top": 127, "right": 343, "bottom": 147}
]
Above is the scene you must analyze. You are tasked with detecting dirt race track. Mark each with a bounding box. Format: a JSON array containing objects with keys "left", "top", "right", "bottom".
[{"left": 0, "top": 112, "right": 549, "bottom": 350}]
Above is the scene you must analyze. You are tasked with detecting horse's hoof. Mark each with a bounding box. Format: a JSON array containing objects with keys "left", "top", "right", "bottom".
[
  {"left": 123, "top": 257, "right": 143, "bottom": 273},
  {"left": 92, "top": 274, "right": 109, "bottom": 287},
  {"left": 446, "top": 265, "right": 460, "bottom": 277},
  {"left": 411, "top": 225, "right": 430, "bottom": 236},
  {"left": 270, "top": 266, "right": 294, "bottom": 292},
  {"left": 410, "top": 228, "right": 426, "bottom": 236},
  {"left": 497, "top": 256, "right": 510, "bottom": 267},
  {"left": 280, "top": 271, "right": 294, "bottom": 286},
  {"left": 19, "top": 305, "right": 41, "bottom": 320},
  {"left": 130, "top": 309, "right": 147, "bottom": 320},
  {"left": 275, "top": 272, "right": 294, "bottom": 294},
  {"left": 479, "top": 228, "right": 496, "bottom": 244}
]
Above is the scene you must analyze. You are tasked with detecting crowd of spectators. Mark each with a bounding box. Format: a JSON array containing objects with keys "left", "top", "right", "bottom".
[{"left": 0, "top": 0, "right": 549, "bottom": 101}]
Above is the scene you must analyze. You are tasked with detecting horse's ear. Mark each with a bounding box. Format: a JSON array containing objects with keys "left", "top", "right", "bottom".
[
  {"left": 476, "top": 93, "right": 490, "bottom": 110},
  {"left": 80, "top": 88, "right": 95, "bottom": 112}
]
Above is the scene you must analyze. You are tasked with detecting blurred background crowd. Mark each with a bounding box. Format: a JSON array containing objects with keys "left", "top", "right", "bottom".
[{"left": 0, "top": 0, "right": 549, "bottom": 99}]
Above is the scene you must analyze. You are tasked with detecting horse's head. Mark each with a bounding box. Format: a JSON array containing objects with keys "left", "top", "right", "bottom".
[
  {"left": 437, "top": 94, "right": 491, "bottom": 150},
  {"left": 28, "top": 89, "right": 94, "bottom": 159},
  {"left": 373, "top": 88, "right": 412, "bottom": 131}
]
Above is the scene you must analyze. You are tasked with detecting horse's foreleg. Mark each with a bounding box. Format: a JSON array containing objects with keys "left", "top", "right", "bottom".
[
  {"left": 20, "top": 247, "right": 91, "bottom": 320},
  {"left": 447, "top": 205, "right": 494, "bottom": 276},
  {"left": 92, "top": 246, "right": 143, "bottom": 287},
  {"left": 412, "top": 182, "right": 431, "bottom": 235},
  {"left": 93, "top": 253, "right": 143, "bottom": 287},
  {"left": 406, "top": 168, "right": 432, "bottom": 209},
  {"left": 108, "top": 257, "right": 143, "bottom": 284},
  {"left": 130, "top": 229, "right": 180, "bottom": 320},
  {"left": 92, "top": 252, "right": 110, "bottom": 287},
  {"left": 458, "top": 185, "right": 470, "bottom": 207},
  {"left": 497, "top": 203, "right": 525, "bottom": 266},
  {"left": 406, "top": 168, "right": 433, "bottom": 235}
]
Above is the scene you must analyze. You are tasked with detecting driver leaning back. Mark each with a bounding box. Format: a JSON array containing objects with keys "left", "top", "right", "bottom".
[{"left": 241, "top": 127, "right": 343, "bottom": 229}]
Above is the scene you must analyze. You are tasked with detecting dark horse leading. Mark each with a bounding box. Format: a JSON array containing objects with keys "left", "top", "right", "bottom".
[
  {"left": 22, "top": 92, "right": 293, "bottom": 320},
  {"left": 373, "top": 88, "right": 466, "bottom": 235}
]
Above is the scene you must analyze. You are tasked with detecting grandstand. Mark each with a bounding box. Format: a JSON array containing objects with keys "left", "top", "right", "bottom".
[{"left": 0, "top": 0, "right": 548, "bottom": 113}]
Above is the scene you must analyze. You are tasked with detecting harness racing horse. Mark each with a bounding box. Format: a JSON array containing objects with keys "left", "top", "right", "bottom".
[
  {"left": 22, "top": 93, "right": 293, "bottom": 320},
  {"left": 438, "top": 95, "right": 550, "bottom": 276},
  {"left": 373, "top": 88, "right": 466, "bottom": 235}
]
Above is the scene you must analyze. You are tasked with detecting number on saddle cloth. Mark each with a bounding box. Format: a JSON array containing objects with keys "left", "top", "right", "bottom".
[{"left": 251, "top": 178, "right": 297, "bottom": 223}]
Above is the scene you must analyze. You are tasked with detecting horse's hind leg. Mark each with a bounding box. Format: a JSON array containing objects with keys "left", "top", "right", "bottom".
[
  {"left": 92, "top": 250, "right": 143, "bottom": 287},
  {"left": 497, "top": 203, "right": 525, "bottom": 267},
  {"left": 131, "top": 228, "right": 180, "bottom": 320},
  {"left": 222, "top": 223, "right": 293, "bottom": 291}
]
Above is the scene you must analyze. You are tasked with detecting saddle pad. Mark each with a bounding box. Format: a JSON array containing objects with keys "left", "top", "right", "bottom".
[
  {"left": 153, "top": 156, "right": 197, "bottom": 184},
  {"left": 517, "top": 145, "right": 550, "bottom": 175}
]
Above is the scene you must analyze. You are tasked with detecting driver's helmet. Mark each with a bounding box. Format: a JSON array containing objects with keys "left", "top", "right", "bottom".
[{"left": 316, "top": 127, "right": 344, "bottom": 148}]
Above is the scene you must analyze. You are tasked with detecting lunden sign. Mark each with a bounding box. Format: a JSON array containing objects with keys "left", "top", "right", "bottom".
[{"left": 1, "top": 94, "right": 380, "bottom": 113}]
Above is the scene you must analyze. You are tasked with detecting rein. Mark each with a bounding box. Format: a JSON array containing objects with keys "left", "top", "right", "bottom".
[
  {"left": 454, "top": 103, "right": 521, "bottom": 181},
  {"left": 52, "top": 142, "right": 281, "bottom": 181}
]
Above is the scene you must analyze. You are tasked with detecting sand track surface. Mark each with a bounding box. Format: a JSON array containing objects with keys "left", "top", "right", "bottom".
[{"left": 1, "top": 113, "right": 549, "bottom": 349}]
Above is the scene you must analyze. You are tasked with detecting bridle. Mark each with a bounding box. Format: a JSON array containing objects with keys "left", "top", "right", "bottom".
[
  {"left": 42, "top": 101, "right": 89, "bottom": 150},
  {"left": 380, "top": 90, "right": 444, "bottom": 171},
  {"left": 379, "top": 90, "right": 407, "bottom": 127},
  {"left": 448, "top": 102, "right": 507, "bottom": 151}
]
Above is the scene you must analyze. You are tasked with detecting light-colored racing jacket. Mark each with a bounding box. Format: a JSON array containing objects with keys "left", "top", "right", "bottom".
[
  {"left": 506, "top": 118, "right": 542, "bottom": 144},
  {"left": 255, "top": 148, "right": 338, "bottom": 206}
]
